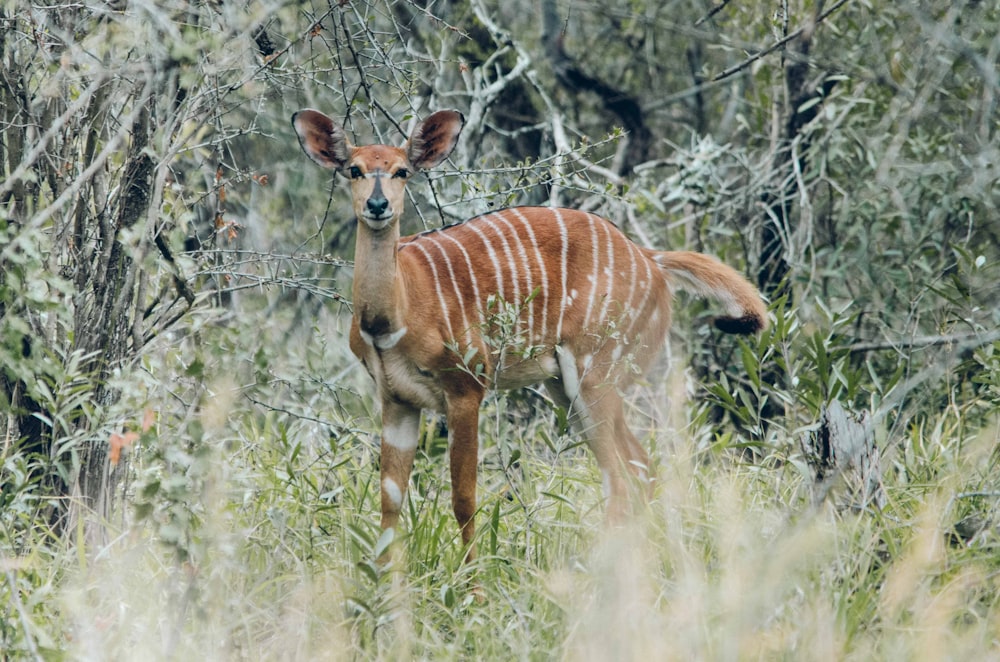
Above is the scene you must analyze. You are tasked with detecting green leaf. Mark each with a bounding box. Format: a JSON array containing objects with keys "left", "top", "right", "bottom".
[{"left": 373, "top": 527, "right": 395, "bottom": 560}]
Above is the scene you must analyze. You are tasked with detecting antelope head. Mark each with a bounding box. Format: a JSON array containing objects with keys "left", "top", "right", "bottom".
[{"left": 291, "top": 109, "right": 465, "bottom": 232}]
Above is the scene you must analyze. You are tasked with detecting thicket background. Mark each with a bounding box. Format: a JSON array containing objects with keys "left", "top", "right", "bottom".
[{"left": 1, "top": 0, "right": 998, "bottom": 659}]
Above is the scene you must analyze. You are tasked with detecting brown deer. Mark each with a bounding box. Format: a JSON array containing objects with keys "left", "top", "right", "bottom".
[{"left": 292, "top": 107, "right": 767, "bottom": 562}]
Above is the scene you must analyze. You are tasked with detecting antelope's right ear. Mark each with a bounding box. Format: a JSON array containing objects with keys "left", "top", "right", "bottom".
[{"left": 292, "top": 109, "right": 352, "bottom": 171}]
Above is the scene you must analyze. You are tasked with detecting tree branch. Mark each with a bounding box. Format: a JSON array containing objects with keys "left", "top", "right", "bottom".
[
  {"left": 710, "top": 0, "right": 854, "bottom": 83},
  {"left": 539, "top": 0, "right": 652, "bottom": 172},
  {"left": 847, "top": 329, "right": 1000, "bottom": 355},
  {"left": 695, "top": 0, "right": 735, "bottom": 27}
]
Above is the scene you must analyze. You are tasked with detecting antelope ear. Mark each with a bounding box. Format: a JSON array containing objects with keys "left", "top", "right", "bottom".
[
  {"left": 292, "top": 109, "right": 352, "bottom": 170},
  {"left": 405, "top": 110, "right": 465, "bottom": 171}
]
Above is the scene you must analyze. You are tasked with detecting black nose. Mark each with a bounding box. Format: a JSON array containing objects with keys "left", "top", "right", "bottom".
[{"left": 367, "top": 196, "right": 389, "bottom": 216}]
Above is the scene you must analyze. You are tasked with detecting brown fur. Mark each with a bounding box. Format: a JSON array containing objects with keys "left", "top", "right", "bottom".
[{"left": 292, "top": 108, "right": 768, "bottom": 562}]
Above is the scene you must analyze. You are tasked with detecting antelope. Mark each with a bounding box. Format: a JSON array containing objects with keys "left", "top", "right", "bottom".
[{"left": 292, "top": 107, "right": 767, "bottom": 562}]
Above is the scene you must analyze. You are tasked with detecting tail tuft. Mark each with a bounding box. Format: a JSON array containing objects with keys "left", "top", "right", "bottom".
[{"left": 714, "top": 314, "right": 766, "bottom": 335}]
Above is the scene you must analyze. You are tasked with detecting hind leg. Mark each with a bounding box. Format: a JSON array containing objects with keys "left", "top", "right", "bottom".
[
  {"left": 581, "top": 385, "right": 653, "bottom": 519},
  {"left": 610, "top": 396, "right": 653, "bottom": 488},
  {"left": 547, "top": 349, "right": 652, "bottom": 521}
]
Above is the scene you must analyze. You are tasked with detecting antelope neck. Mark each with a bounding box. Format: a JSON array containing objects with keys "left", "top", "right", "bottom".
[{"left": 353, "top": 220, "right": 407, "bottom": 338}]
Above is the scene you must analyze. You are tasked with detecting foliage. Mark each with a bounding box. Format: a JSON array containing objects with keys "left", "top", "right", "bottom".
[{"left": 0, "top": 0, "right": 999, "bottom": 659}]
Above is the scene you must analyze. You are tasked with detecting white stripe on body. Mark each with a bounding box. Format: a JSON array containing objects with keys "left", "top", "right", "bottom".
[
  {"left": 596, "top": 216, "right": 616, "bottom": 327},
  {"left": 630, "top": 251, "right": 655, "bottom": 338},
  {"left": 510, "top": 208, "right": 550, "bottom": 342},
  {"left": 438, "top": 231, "right": 487, "bottom": 330},
  {"left": 481, "top": 214, "right": 521, "bottom": 310},
  {"left": 582, "top": 213, "right": 601, "bottom": 330},
  {"left": 622, "top": 241, "right": 640, "bottom": 331},
  {"left": 411, "top": 241, "right": 456, "bottom": 340},
  {"left": 615, "top": 242, "right": 644, "bottom": 350},
  {"left": 493, "top": 212, "right": 536, "bottom": 340},
  {"left": 467, "top": 221, "right": 506, "bottom": 304},
  {"left": 554, "top": 209, "right": 569, "bottom": 341},
  {"left": 421, "top": 235, "right": 473, "bottom": 343}
]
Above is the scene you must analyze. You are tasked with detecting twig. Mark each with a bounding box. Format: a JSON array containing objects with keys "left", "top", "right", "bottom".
[
  {"left": 154, "top": 234, "right": 196, "bottom": 304},
  {"left": 695, "top": 0, "right": 734, "bottom": 27},
  {"left": 847, "top": 329, "right": 1000, "bottom": 354},
  {"left": 243, "top": 391, "right": 366, "bottom": 439},
  {"left": 0, "top": 75, "right": 154, "bottom": 260},
  {"left": 709, "top": 0, "right": 853, "bottom": 83},
  {"left": 0, "top": 75, "right": 106, "bottom": 200}
]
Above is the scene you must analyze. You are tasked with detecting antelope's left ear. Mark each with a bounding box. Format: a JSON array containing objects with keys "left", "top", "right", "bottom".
[{"left": 405, "top": 110, "right": 465, "bottom": 171}]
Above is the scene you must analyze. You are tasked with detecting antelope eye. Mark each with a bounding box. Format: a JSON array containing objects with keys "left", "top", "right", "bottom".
[
  {"left": 393, "top": 168, "right": 409, "bottom": 179},
  {"left": 348, "top": 165, "right": 363, "bottom": 179}
]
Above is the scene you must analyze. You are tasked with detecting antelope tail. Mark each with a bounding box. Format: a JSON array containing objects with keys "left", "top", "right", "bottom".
[{"left": 654, "top": 251, "right": 769, "bottom": 334}]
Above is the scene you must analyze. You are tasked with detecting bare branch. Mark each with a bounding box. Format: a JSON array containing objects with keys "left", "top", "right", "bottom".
[
  {"left": 847, "top": 330, "right": 1000, "bottom": 355},
  {"left": 695, "top": 1, "right": 735, "bottom": 27},
  {"left": 539, "top": 0, "right": 652, "bottom": 171},
  {"left": 709, "top": 0, "right": 853, "bottom": 83}
]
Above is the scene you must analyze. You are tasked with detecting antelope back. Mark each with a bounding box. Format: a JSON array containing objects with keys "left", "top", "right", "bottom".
[{"left": 397, "top": 206, "right": 673, "bottom": 384}]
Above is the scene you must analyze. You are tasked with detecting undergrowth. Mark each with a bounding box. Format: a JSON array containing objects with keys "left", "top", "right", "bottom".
[{"left": 2, "top": 297, "right": 998, "bottom": 661}]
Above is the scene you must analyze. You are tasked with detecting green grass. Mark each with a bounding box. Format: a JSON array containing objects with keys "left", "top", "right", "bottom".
[
  {"left": 3, "top": 308, "right": 1000, "bottom": 660},
  {"left": 48, "top": 416, "right": 1000, "bottom": 659}
]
